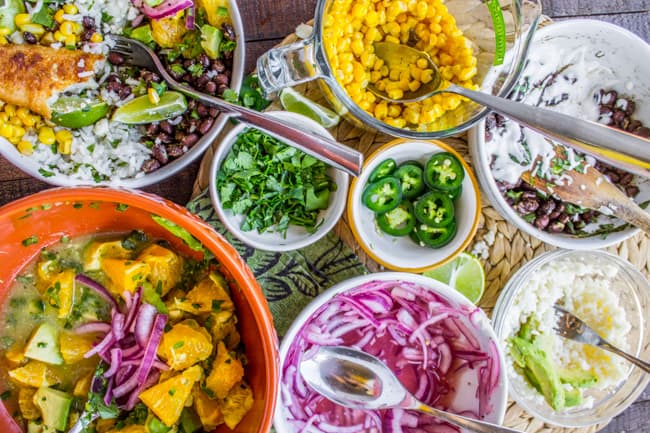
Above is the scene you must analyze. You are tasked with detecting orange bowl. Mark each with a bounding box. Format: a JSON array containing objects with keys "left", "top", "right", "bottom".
[{"left": 0, "top": 187, "right": 279, "bottom": 433}]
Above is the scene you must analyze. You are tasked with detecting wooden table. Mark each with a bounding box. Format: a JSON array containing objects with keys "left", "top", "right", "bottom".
[{"left": 0, "top": 0, "right": 649, "bottom": 431}]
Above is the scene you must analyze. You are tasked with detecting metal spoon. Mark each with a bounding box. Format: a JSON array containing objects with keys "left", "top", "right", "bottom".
[
  {"left": 299, "top": 346, "right": 523, "bottom": 433},
  {"left": 369, "top": 41, "right": 650, "bottom": 179}
]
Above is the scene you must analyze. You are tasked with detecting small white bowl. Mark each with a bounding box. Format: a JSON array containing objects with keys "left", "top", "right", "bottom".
[
  {"left": 274, "top": 272, "right": 508, "bottom": 433},
  {"left": 469, "top": 19, "right": 650, "bottom": 249},
  {"left": 348, "top": 139, "right": 480, "bottom": 272},
  {"left": 209, "top": 111, "right": 349, "bottom": 251}
]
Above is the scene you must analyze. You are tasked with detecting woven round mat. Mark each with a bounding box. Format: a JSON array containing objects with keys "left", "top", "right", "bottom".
[{"left": 192, "top": 28, "right": 650, "bottom": 433}]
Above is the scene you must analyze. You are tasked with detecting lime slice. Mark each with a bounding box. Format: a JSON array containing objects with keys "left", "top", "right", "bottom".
[
  {"left": 51, "top": 97, "right": 109, "bottom": 129},
  {"left": 423, "top": 252, "right": 485, "bottom": 304},
  {"left": 279, "top": 87, "right": 340, "bottom": 128},
  {"left": 112, "top": 91, "right": 188, "bottom": 124}
]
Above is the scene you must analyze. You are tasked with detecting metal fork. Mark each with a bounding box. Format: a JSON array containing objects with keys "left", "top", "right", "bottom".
[
  {"left": 553, "top": 304, "right": 650, "bottom": 373},
  {"left": 108, "top": 35, "right": 363, "bottom": 176}
]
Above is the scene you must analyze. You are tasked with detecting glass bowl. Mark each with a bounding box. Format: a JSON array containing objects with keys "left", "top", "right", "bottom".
[
  {"left": 492, "top": 249, "right": 650, "bottom": 427},
  {"left": 257, "top": 0, "right": 542, "bottom": 138}
]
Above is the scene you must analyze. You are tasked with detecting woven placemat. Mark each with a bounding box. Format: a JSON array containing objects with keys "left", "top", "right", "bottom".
[{"left": 191, "top": 27, "right": 650, "bottom": 433}]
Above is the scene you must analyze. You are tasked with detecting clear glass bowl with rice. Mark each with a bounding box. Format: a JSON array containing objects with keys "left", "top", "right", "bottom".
[{"left": 492, "top": 249, "right": 650, "bottom": 427}]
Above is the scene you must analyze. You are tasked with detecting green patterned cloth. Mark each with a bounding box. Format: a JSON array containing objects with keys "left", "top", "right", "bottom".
[{"left": 186, "top": 189, "right": 368, "bottom": 338}]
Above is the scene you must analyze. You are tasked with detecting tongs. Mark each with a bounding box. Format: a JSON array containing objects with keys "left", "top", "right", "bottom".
[{"left": 109, "top": 35, "right": 363, "bottom": 177}]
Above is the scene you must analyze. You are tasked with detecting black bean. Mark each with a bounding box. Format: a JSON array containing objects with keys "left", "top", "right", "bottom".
[
  {"left": 538, "top": 200, "right": 556, "bottom": 216},
  {"left": 515, "top": 198, "right": 539, "bottom": 214},
  {"left": 141, "top": 159, "right": 161, "bottom": 173},
  {"left": 217, "top": 84, "right": 229, "bottom": 95},
  {"left": 81, "top": 29, "right": 94, "bottom": 42},
  {"left": 604, "top": 170, "right": 620, "bottom": 183},
  {"left": 196, "top": 103, "right": 209, "bottom": 118},
  {"left": 214, "top": 74, "right": 229, "bottom": 86},
  {"left": 196, "top": 75, "right": 210, "bottom": 89},
  {"left": 106, "top": 81, "right": 121, "bottom": 93},
  {"left": 167, "top": 145, "right": 186, "bottom": 158},
  {"left": 618, "top": 172, "right": 633, "bottom": 186},
  {"left": 199, "top": 54, "right": 210, "bottom": 68},
  {"left": 521, "top": 191, "right": 537, "bottom": 200},
  {"left": 548, "top": 221, "right": 565, "bottom": 233},
  {"left": 626, "top": 185, "right": 640, "bottom": 197},
  {"left": 159, "top": 120, "right": 173, "bottom": 135},
  {"left": 209, "top": 107, "right": 220, "bottom": 117},
  {"left": 198, "top": 118, "right": 214, "bottom": 135},
  {"left": 557, "top": 214, "right": 570, "bottom": 224},
  {"left": 612, "top": 110, "right": 626, "bottom": 126},
  {"left": 222, "top": 23, "right": 236, "bottom": 40},
  {"left": 534, "top": 215, "right": 550, "bottom": 230},
  {"left": 183, "top": 59, "right": 195, "bottom": 69},
  {"left": 152, "top": 144, "right": 168, "bottom": 164},
  {"left": 211, "top": 59, "right": 225, "bottom": 72},
  {"left": 204, "top": 81, "right": 217, "bottom": 94},
  {"left": 145, "top": 123, "right": 159, "bottom": 135},
  {"left": 625, "top": 99, "right": 636, "bottom": 116},
  {"left": 23, "top": 32, "right": 37, "bottom": 44},
  {"left": 634, "top": 126, "right": 650, "bottom": 138},
  {"left": 108, "top": 52, "right": 124, "bottom": 65},
  {"left": 82, "top": 16, "right": 96, "bottom": 29},
  {"left": 180, "top": 134, "right": 199, "bottom": 148},
  {"left": 157, "top": 133, "right": 173, "bottom": 144},
  {"left": 188, "top": 119, "right": 199, "bottom": 133},
  {"left": 627, "top": 120, "right": 642, "bottom": 132},
  {"left": 118, "top": 86, "right": 132, "bottom": 100}
]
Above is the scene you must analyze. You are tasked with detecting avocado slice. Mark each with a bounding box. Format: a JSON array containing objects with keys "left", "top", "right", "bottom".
[
  {"left": 24, "top": 323, "right": 64, "bottom": 365},
  {"left": 559, "top": 367, "right": 599, "bottom": 389},
  {"left": 131, "top": 24, "right": 155, "bottom": 45},
  {"left": 33, "top": 387, "right": 73, "bottom": 431},
  {"left": 200, "top": 24, "right": 223, "bottom": 59},
  {"left": 180, "top": 407, "right": 202, "bottom": 433},
  {"left": 564, "top": 387, "right": 583, "bottom": 408},
  {"left": 510, "top": 336, "right": 566, "bottom": 411}
]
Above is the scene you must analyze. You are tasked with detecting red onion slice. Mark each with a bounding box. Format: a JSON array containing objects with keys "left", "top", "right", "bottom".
[
  {"left": 141, "top": 0, "right": 193, "bottom": 20},
  {"left": 75, "top": 274, "right": 118, "bottom": 310},
  {"left": 136, "top": 313, "right": 167, "bottom": 385}
]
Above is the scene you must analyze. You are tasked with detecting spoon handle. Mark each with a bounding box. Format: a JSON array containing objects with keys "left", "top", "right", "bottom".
[
  {"left": 448, "top": 85, "right": 650, "bottom": 179},
  {"left": 408, "top": 399, "right": 523, "bottom": 433}
]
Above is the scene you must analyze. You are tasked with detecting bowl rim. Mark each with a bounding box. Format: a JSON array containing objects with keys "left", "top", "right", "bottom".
[
  {"left": 347, "top": 138, "right": 481, "bottom": 272},
  {"left": 274, "top": 271, "right": 509, "bottom": 432},
  {"left": 0, "top": 0, "right": 246, "bottom": 189},
  {"left": 468, "top": 18, "right": 650, "bottom": 249},
  {"left": 0, "top": 186, "right": 280, "bottom": 433},
  {"left": 208, "top": 110, "right": 349, "bottom": 252},
  {"left": 492, "top": 248, "right": 650, "bottom": 427}
]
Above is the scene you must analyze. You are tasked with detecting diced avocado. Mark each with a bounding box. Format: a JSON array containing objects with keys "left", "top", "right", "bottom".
[
  {"left": 559, "top": 367, "right": 599, "bottom": 389},
  {"left": 510, "top": 336, "right": 565, "bottom": 410},
  {"left": 180, "top": 407, "right": 202, "bottom": 433},
  {"left": 27, "top": 420, "right": 44, "bottom": 433},
  {"left": 83, "top": 239, "right": 133, "bottom": 271},
  {"left": 131, "top": 24, "right": 155, "bottom": 45},
  {"left": 564, "top": 387, "right": 583, "bottom": 408},
  {"left": 200, "top": 24, "right": 223, "bottom": 59},
  {"left": 147, "top": 415, "right": 171, "bottom": 433},
  {"left": 24, "top": 324, "right": 64, "bottom": 365},
  {"left": 0, "top": 0, "right": 26, "bottom": 32},
  {"left": 33, "top": 387, "right": 73, "bottom": 431}
]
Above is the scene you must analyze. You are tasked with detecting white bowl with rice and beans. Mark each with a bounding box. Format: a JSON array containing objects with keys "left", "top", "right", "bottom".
[
  {"left": 0, "top": 0, "right": 244, "bottom": 187},
  {"left": 492, "top": 249, "right": 650, "bottom": 426},
  {"left": 469, "top": 19, "right": 650, "bottom": 249}
]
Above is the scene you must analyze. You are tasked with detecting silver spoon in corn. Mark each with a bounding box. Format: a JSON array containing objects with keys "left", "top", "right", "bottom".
[{"left": 369, "top": 41, "right": 650, "bottom": 178}]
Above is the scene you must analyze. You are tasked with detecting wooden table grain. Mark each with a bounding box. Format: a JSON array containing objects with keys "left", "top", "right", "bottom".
[{"left": 0, "top": 0, "right": 649, "bottom": 431}]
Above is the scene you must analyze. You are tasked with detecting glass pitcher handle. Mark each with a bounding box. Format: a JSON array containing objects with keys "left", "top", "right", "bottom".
[{"left": 256, "top": 37, "right": 323, "bottom": 97}]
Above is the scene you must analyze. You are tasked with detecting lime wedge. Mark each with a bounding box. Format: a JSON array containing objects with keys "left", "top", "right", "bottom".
[
  {"left": 112, "top": 91, "right": 188, "bottom": 124},
  {"left": 51, "top": 97, "right": 109, "bottom": 129},
  {"left": 423, "top": 252, "right": 485, "bottom": 304},
  {"left": 279, "top": 87, "right": 340, "bottom": 128}
]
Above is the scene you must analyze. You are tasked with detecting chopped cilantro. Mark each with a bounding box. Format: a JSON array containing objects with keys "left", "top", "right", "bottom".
[
  {"left": 1, "top": 390, "right": 11, "bottom": 401},
  {"left": 22, "top": 236, "right": 38, "bottom": 246},
  {"left": 116, "top": 203, "right": 129, "bottom": 212},
  {"left": 173, "top": 341, "right": 184, "bottom": 349},
  {"left": 211, "top": 300, "right": 223, "bottom": 312}
]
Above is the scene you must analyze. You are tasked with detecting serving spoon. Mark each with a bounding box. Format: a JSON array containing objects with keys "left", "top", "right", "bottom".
[
  {"left": 299, "top": 346, "right": 523, "bottom": 433},
  {"left": 369, "top": 41, "right": 650, "bottom": 179}
]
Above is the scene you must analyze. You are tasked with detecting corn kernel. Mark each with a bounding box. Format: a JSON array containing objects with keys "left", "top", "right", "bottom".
[
  {"left": 62, "top": 3, "right": 78, "bottom": 14},
  {"left": 0, "top": 35, "right": 7, "bottom": 46},
  {"left": 64, "top": 34, "right": 76, "bottom": 46},
  {"left": 58, "top": 138, "right": 72, "bottom": 154},
  {"left": 0, "top": 27, "right": 11, "bottom": 36},
  {"left": 9, "top": 117, "right": 22, "bottom": 126},
  {"left": 90, "top": 32, "right": 103, "bottom": 43},
  {"left": 20, "top": 23, "right": 45, "bottom": 36},
  {"left": 148, "top": 88, "right": 161, "bottom": 105},
  {"left": 38, "top": 127, "right": 56, "bottom": 145},
  {"left": 14, "top": 13, "right": 31, "bottom": 27},
  {"left": 0, "top": 124, "right": 14, "bottom": 138},
  {"left": 59, "top": 21, "right": 75, "bottom": 36},
  {"left": 41, "top": 32, "right": 55, "bottom": 45},
  {"left": 13, "top": 126, "right": 25, "bottom": 138},
  {"left": 17, "top": 140, "right": 33, "bottom": 155},
  {"left": 8, "top": 136, "right": 19, "bottom": 144},
  {"left": 55, "top": 129, "right": 73, "bottom": 144},
  {"left": 53, "top": 30, "right": 66, "bottom": 42},
  {"left": 4, "top": 104, "right": 16, "bottom": 117},
  {"left": 54, "top": 9, "right": 66, "bottom": 24}
]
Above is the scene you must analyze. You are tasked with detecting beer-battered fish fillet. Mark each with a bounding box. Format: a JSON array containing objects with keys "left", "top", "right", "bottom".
[{"left": 0, "top": 44, "right": 105, "bottom": 119}]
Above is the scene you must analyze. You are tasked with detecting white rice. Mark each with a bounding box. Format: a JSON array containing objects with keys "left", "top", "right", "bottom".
[{"left": 503, "top": 255, "right": 631, "bottom": 410}]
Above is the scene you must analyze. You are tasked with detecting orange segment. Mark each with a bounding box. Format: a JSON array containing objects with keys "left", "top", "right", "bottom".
[
  {"left": 172, "top": 273, "right": 234, "bottom": 314},
  {"left": 8, "top": 361, "right": 61, "bottom": 388},
  {"left": 157, "top": 320, "right": 213, "bottom": 370},
  {"left": 193, "top": 387, "right": 224, "bottom": 429},
  {"left": 60, "top": 332, "right": 98, "bottom": 364},
  {"left": 18, "top": 387, "right": 39, "bottom": 420},
  {"left": 101, "top": 258, "right": 150, "bottom": 295},
  {"left": 139, "top": 365, "right": 203, "bottom": 427},
  {"left": 204, "top": 341, "right": 243, "bottom": 399},
  {"left": 138, "top": 244, "right": 182, "bottom": 296},
  {"left": 221, "top": 381, "right": 254, "bottom": 429}
]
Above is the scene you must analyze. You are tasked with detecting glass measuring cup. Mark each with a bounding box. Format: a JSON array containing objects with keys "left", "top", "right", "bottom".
[{"left": 257, "top": 0, "right": 542, "bottom": 138}]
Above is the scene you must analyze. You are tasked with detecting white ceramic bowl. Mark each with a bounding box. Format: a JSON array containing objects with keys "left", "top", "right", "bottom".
[
  {"left": 492, "top": 250, "right": 650, "bottom": 427},
  {"left": 469, "top": 19, "right": 650, "bottom": 249},
  {"left": 348, "top": 139, "right": 480, "bottom": 272},
  {"left": 0, "top": 0, "right": 245, "bottom": 188},
  {"left": 209, "top": 111, "right": 349, "bottom": 251},
  {"left": 274, "top": 272, "right": 508, "bottom": 433}
]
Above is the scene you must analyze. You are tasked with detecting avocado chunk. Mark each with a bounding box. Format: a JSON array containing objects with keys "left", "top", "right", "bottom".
[
  {"left": 200, "top": 24, "right": 223, "bottom": 59},
  {"left": 0, "top": 0, "right": 26, "bottom": 32},
  {"left": 510, "top": 336, "right": 565, "bottom": 410},
  {"left": 82, "top": 239, "right": 133, "bottom": 271},
  {"left": 180, "top": 407, "right": 202, "bottom": 433},
  {"left": 564, "top": 387, "right": 583, "bottom": 408},
  {"left": 130, "top": 24, "right": 155, "bottom": 45},
  {"left": 559, "top": 367, "right": 599, "bottom": 389},
  {"left": 24, "top": 323, "right": 64, "bottom": 365},
  {"left": 33, "top": 387, "right": 73, "bottom": 431}
]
